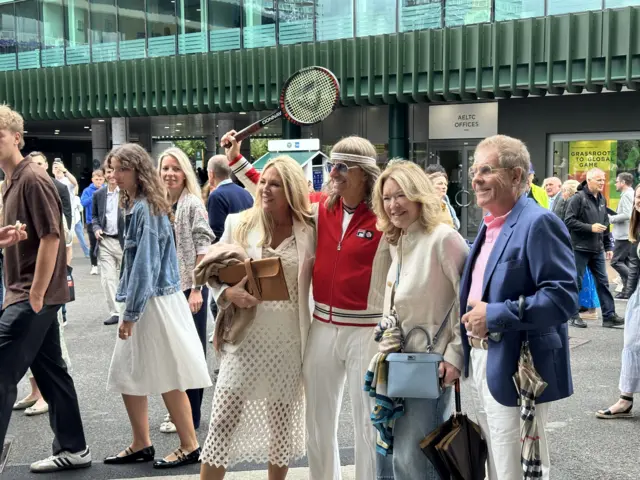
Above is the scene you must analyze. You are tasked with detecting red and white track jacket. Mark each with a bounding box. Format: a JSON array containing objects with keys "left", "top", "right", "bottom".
[{"left": 229, "top": 154, "right": 391, "bottom": 327}]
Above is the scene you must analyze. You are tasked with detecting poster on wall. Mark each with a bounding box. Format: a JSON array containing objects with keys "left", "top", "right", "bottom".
[
  {"left": 568, "top": 140, "right": 618, "bottom": 210},
  {"left": 568, "top": 139, "right": 640, "bottom": 211}
]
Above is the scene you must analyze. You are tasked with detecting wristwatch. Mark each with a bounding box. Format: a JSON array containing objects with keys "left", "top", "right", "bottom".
[{"left": 192, "top": 284, "right": 203, "bottom": 292}]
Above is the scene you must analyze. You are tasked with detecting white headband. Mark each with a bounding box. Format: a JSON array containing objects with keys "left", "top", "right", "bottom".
[{"left": 331, "top": 152, "right": 377, "bottom": 166}]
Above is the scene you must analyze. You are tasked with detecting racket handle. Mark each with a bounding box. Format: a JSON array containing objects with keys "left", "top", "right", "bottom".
[{"left": 221, "top": 109, "right": 284, "bottom": 149}]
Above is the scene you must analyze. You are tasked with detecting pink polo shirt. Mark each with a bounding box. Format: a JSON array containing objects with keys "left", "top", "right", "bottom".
[{"left": 468, "top": 211, "right": 510, "bottom": 337}]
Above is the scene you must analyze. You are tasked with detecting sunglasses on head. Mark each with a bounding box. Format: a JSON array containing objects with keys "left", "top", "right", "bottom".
[{"left": 325, "top": 161, "right": 359, "bottom": 175}]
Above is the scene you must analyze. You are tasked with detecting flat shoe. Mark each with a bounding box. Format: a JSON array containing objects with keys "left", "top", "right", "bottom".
[
  {"left": 160, "top": 421, "right": 177, "bottom": 433},
  {"left": 25, "top": 403, "right": 49, "bottom": 416},
  {"left": 596, "top": 407, "right": 633, "bottom": 419},
  {"left": 104, "top": 446, "right": 155, "bottom": 464},
  {"left": 13, "top": 398, "right": 37, "bottom": 410},
  {"left": 153, "top": 447, "right": 200, "bottom": 469}
]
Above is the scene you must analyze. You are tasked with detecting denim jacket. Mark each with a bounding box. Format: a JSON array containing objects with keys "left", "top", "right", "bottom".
[{"left": 116, "top": 197, "right": 181, "bottom": 322}]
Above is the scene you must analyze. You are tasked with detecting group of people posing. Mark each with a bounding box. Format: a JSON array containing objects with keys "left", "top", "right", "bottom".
[{"left": 0, "top": 98, "right": 637, "bottom": 480}]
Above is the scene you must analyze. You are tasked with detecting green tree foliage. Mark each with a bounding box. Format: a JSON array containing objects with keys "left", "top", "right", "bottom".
[
  {"left": 250, "top": 139, "right": 269, "bottom": 161},
  {"left": 174, "top": 139, "right": 206, "bottom": 158}
]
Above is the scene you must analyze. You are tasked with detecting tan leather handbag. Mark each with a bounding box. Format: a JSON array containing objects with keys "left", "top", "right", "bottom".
[{"left": 218, "top": 257, "right": 290, "bottom": 301}]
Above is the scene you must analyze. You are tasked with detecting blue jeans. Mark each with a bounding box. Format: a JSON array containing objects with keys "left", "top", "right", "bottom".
[
  {"left": 376, "top": 388, "right": 453, "bottom": 480},
  {"left": 74, "top": 221, "right": 90, "bottom": 257},
  {"left": 574, "top": 250, "right": 616, "bottom": 318}
]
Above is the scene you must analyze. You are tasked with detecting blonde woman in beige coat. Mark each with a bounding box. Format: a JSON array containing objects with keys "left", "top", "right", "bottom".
[{"left": 372, "top": 160, "right": 469, "bottom": 480}]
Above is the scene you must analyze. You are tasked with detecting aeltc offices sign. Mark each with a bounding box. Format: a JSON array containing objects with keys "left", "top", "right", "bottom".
[{"left": 429, "top": 103, "right": 498, "bottom": 140}]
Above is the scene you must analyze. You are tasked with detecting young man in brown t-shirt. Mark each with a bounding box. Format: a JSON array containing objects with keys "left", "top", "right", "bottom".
[{"left": 0, "top": 106, "right": 91, "bottom": 473}]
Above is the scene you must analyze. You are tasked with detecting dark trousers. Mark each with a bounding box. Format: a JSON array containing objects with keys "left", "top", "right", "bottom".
[
  {"left": 623, "top": 243, "right": 640, "bottom": 296},
  {"left": 87, "top": 227, "right": 98, "bottom": 267},
  {"left": 183, "top": 288, "right": 208, "bottom": 430},
  {"left": 611, "top": 239, "right": 635, "bottom": 286},
  {"left": 574, "top": 250, "right": 616, "bottom": 318},
  {"left": 0, "top": 301, "right": 86, "bottom": 455}
]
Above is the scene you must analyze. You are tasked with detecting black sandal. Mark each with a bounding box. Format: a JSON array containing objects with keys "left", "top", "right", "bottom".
[{"left": 596, "top": 394, "right": 633, "bottom": 419}]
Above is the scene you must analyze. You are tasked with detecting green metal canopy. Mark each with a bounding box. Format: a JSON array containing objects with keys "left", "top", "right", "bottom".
[
  {"left": 252, "top": 151, "right": 327, "bottom": 170},
  {"left": 2, "top": 7, "right": 640, "bottom": 120}
]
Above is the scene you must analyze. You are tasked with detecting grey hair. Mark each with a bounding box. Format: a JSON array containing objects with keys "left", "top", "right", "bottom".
[
  {"left": 561, "top": 179, "right": 580, "bottom": 196},
  {"left": 207, "top": 154, "right": 231, "bottom": 179},
  {"left": 586, "top": 168, "right": 605, "bottom": 180},
  {"left": 475, "top": 135, "right": 531, "bottom": 194}
]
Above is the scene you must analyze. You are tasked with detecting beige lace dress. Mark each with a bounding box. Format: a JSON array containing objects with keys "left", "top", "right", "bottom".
[{"left": 201, "top": 235, "right": 305, "bottom": 468}]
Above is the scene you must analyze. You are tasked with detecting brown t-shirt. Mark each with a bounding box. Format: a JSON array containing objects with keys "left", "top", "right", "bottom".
[{"left": 2, "top": 157, "right": 70, "bottom": 308}]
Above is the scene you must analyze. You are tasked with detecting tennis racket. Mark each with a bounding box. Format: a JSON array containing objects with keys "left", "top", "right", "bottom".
[{"left": 221, "top": 66, "right": 340, "bottom": 148}]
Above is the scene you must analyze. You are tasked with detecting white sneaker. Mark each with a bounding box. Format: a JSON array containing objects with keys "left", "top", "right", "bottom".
[
  {"left": 90, "top": 266, "right": 98, "bottom": 275},
  {"left": 30, "top": 447, "right": 91, "bottom": 472}
]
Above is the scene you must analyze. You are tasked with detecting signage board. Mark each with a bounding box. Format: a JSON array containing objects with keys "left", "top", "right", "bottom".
[
  {"left": 428, "top": 103, "right": 498, "bottom": 140},
  {"left": 268, "top": 138, "right": 320, "bottom": 152}
]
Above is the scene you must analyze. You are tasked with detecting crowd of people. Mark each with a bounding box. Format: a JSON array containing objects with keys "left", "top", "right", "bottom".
[{"left": 0, "top": 101, "right": 637, "bottom": 480}]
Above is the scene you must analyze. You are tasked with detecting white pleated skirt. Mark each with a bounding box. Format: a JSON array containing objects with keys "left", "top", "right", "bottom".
[
  {"left": 107, "top": 291, "right": 212, "bottom": 396},
  {"left": 620, "top": 288, "right": 640, "bottom": 393}
]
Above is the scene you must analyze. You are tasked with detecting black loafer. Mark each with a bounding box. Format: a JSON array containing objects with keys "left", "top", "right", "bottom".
[
  {"left": 153, "top": 447, "right": 200, "bottom": 469},
  {"left": 104, "top": 446, "right": 155, "bottom": 464}
]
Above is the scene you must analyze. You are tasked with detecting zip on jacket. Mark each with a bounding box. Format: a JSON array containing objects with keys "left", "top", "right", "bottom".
[{"left": 229, "top": 154, "right": 391, "bottom": 327}]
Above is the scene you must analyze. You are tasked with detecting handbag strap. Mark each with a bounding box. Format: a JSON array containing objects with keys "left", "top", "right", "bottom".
[
  {"left": 243, "top": 258, "right": 262, "bottom": 301},
  {"left": 404, "top": 300, "right": 456, "bottom": 352}
]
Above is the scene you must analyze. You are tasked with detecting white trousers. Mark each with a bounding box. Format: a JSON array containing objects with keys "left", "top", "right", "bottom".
[
  {"left": 464, "top": 348, "right": 550, "bottom": 480},
  {"left": 98, "top": 237, "right": 123, "bottom": 317},
  {"left": 303, "top": 321, "right": 378, "bottom": 480}
]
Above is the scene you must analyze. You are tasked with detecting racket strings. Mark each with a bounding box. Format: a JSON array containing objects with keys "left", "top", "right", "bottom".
[{"left": 283, "top": 69, "right": 338, "bottom": 124}]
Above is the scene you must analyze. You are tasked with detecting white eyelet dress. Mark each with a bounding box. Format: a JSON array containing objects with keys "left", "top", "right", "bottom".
[{"left": 200, "top": 236, "right": 305, "bottom": 469}]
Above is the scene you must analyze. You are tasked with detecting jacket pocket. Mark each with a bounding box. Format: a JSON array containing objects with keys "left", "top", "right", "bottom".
[
  {"left": 494, "top": 259, "right": 524, "bottom": 271},
  {"left": 528, "top": 332, "right": 562, "bottom": 351}
]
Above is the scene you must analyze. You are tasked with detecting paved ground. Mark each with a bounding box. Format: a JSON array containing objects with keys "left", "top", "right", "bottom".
[{"left": 2, "top": 244, "right": 639, "bottom": 479}]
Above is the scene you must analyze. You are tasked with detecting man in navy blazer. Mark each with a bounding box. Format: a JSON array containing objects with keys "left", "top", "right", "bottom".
[{"left": 460, "top": 135, "right": 579, "bottom": 480}]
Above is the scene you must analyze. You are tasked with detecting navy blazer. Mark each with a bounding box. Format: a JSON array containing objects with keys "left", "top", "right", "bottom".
[{"left": 460, "top": 195, "right": 579, "bottom": 407}]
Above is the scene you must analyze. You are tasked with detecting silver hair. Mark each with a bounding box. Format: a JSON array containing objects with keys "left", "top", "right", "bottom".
[
  {"left": 207, "top": 154, "right": 231, "bottom": 179},
  {"left": 475, "top": 135, "right": 531, "bottom": 194},
  {"left": 586, "top": 168, "right": 605, "bottom": 180}
]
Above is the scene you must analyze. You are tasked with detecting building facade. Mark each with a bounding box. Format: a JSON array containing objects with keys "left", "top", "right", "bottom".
[{"left": 1, "top": 0, "right": 640, "bottom": 237}]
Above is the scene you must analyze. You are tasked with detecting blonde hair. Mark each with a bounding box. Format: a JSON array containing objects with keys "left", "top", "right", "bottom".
[
  {"left": 106, "top": 144, "right": 172, "bottom": 217},
  {"left": 475, "top": 135, "right": 530, "bottom": 194},
  {"left": 325, "top": 136, "right": 380, "bottom": 211},
  {"left": 373, "top": 160, "right": 448, "bottom": 246},
  {"left": 629, "top": 185, "right": 640, "bottom": 243},
  {"left": 0, "top": 105, "right": 24, "bottom": 149},
  {"left": 233, "top": 155, "right": 312, "bottom": 247},
  {"left": 561, "top": 179, "right": 580, "bottom": 196},
  {"left": 157, "top": 147, "right": 202, "bottom": 200}
]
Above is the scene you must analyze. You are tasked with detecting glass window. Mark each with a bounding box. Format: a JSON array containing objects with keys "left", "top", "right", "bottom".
[
  {"left": 547, "top": 0, "right": 600, "bottom": 15},
  {"left": 65, "top": 0, "right": 90, "bottom": 65},
  {"left": 606, "top": 0, "right": 640, "bottom": 6},
  {"left": 551, "top": 138, "right": 640, "bottom": 211},
  {"left": 356, "top": 0, "right": 395, "bottom": 37},
  {"left": 445, "top": 0, "right": 490, "bottom": 27},
  {"left": 90, "top": 0, "right": 117, "bottom": 62},
  {"left": 495, "top": 0, "right": 544, "bottom": 21},
  {"left": 316, "top": 0, "right": 353, "bottom": 41},
  {"left": 15, "top": 0, "right": 40, "bottom": 70},
  {"left": 243, "top": 0, "right": 275, "bottom": 48},
  {"left": 41, "top": 0, "right": 65, "bottom": 67},
  {"left": 147, "top": 0, "right": 177, "bottom": 57},
  {"left": 118, "top": 0, "right": 146, "bottom": 60},
  {"left": 278, "top": 0, "right": 313, "bottom": 45},
  {"left": 0, "top": 3, "right": 17, "bottom": 71},
  {"left": 179, "top": 0, "right": 206, "bottom": 54},
  {"left": 209, "top": 0, "right": 241, "bottom": 51},
  {"left": 400, "top": 0, "right": 442, "bottom": 32}
]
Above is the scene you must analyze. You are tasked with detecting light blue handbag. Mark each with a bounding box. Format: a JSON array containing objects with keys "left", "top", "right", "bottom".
[
  {"left": 386, "top": 308, "right": 454, "bottom": 399},
  {"left": 385, "top": 258, "right": 456, "bottom": 399}
]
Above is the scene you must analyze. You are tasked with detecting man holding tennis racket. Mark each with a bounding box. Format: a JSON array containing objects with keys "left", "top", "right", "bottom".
[{"left": 221, "top": 130, "right": 389, "bottom": 480}]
